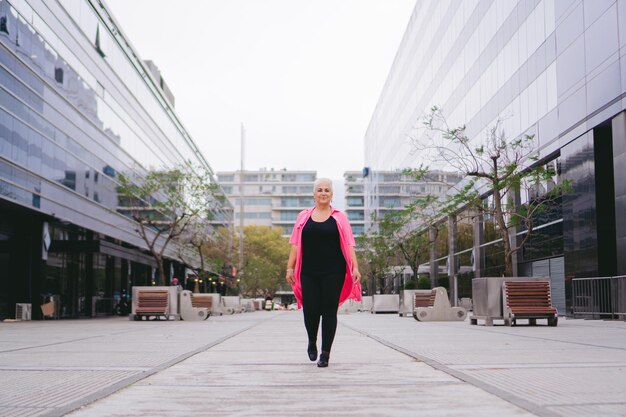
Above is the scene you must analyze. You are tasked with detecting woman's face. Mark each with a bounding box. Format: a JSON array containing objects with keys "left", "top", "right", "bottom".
[{"left": 314, "top": 182, "right": 333, "bottom": 205}]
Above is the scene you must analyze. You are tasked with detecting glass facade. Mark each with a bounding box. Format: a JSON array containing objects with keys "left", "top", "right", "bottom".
[
  {"left": 364, "top": 0, "right": 626, "bottom": 314},
  {"left": 0, "top": 0, "right": 231, "bottom": 318}
]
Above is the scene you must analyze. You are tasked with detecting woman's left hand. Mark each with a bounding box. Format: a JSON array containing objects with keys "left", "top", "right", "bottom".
[{"left": 352, "top": 268, "right": 361, "bottom": 284}]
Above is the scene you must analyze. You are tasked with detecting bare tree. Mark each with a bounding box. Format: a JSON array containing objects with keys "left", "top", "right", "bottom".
[
  {"left": 117, "top": 165, "right": 219, "bottom": 285},
  {"left": 415, "top": 106, "right": 571, "bottom": 276},
  {"left": 176, "top": 219, "right": 220, "bottom": 290}
]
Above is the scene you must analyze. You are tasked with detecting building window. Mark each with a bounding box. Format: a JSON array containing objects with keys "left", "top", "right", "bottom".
[
  {"left": 280, "top": 211, "right": 298, "bottom": 221},
  {"left": 219, "top": 175, "right": 234, "bottom": 182},
  {"left": 0, "top": 15, "right": 9, "bottom": 35},
  {"left": 347, "top": 197, "right": 364, "bottom": 207},
  {"left": 103, "top": 165, "right": 116, "bottom": 177},
  {"left": 380, "top": 197, "right": 400, "bottom": 208},
  {"left": 347, "top": 211, "right": 364, "bottom": 221},
  {"left": 281, "top": 197, "right": 298, "bottom": 207},
  {"left": 379, "top": 185, "right": 400, "bottom": 193},
  {"left": 297, "top": 174, "right": 315, "bottom": 181},
  {"left": 54, "top": 67, "right": 64, "bottom": 84}
]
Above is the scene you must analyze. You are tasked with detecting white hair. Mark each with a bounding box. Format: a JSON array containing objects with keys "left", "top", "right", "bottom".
[{"left": 313, "top": 177, "right": 333, "bottom": 192}]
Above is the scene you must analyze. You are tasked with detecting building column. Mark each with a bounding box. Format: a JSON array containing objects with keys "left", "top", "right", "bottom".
[
  {"left": 22, "top": 216, "right": 45, "bottom": 319},
  {"left": 448, "top": 215, "right": 458, "bottom": 306},
  {"left": 612, "top": 112, "right": 626, "bottom": 276}
]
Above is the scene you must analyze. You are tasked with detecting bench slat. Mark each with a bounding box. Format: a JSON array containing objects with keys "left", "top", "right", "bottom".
[{"left": 135, "top": 290, "right": 169, "bottom": 317}]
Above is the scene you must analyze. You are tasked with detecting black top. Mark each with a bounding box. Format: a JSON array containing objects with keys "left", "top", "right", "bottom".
[{"left": 301, "top": 216, "right": 346, "bottom": 274}]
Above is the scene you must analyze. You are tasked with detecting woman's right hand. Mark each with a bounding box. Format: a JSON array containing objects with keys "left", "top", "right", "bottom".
[{"left": 285, "top": 269, "right": 295, "bottom": 285}]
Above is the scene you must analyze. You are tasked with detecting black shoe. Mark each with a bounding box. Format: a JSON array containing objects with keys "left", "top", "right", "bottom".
[
  {"left": 317, "top": 351, "right": 329, "bottom": 368},
  {"left": 307, "top": 342, "right": 318, "bottom": 361}
]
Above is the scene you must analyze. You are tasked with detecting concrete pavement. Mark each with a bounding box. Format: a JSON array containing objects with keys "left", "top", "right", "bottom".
[{"left": 0, "top": 311, "right": 624, "bottom": 417}]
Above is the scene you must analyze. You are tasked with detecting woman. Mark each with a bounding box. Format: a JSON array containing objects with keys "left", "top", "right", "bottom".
[{"left": 285, "top": 178, "right": 362, "bottom": 368}]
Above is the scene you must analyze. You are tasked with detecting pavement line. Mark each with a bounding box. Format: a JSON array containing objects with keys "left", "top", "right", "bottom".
[
  {"left": 0, "top": 335, "right": 105, "bottom": 354},
  {"left": 431, "top": 320, "right": 626, "bottom": 351},
  {"left": 341, "top": 322, "right": 561, "bottom": 417},
  {"left": 42, "top": 317, "right": 275, "bottom": 417},
  {"left": 0, "top": 326, "right": 167, "bottom": 354}
]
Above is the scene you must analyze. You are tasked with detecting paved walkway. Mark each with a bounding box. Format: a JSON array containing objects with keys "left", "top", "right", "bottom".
[{"left": 0, "top": 312, "right": 625, "bottom": 417}]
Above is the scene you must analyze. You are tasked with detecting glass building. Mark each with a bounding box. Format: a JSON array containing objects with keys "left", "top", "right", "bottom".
[
  {"left": 0, "top": 0, "right": 231, "bottom": 319},
  {"left": 364, "top": 0, "right": 625, "bottom": 314}
]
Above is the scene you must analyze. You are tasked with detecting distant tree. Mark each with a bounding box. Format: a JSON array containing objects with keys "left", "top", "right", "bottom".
[
  {"left": 356, "top": 233, "right": 392, "bottom": 295},
  {"left": 203, "top": 226, "right": 237, "bottom": 291},
  {"left": 234, "top": 226, "right": 291, "bottom": 298},
  {"left": 416, "top": 106, "right": 571, "bottom": 276},
  {"left": 177, "top": 219, "right": 224, "bottom": 291},
  {"left": 117, "top": 165, "right": 219, "bottom": 285},
  {"left": 364, "top": 165, "right": 446, "bottom": 290}
]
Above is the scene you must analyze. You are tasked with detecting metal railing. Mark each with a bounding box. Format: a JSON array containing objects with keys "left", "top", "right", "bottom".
[{"left": 572, "top": 276, "right": 626, "bottom": 319}]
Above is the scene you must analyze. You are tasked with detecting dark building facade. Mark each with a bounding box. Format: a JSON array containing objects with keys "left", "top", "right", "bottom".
[{"left": 0, "top": 0, "right": 231, "bottom": 319}]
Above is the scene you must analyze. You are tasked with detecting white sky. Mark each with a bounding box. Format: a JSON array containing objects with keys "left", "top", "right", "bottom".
[{"left": 105, "top": 0, "right": 415, "bottom": 182}]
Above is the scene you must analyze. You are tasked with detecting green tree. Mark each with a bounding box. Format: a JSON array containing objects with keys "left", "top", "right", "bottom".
[
  {"left": 117, "top": 165, "right": 220, "bottom": 285},
  {"left": 203, "top": 226, "right": 237, "bottom": 291},
  {"left": 235, "top": 226, "right": 291, "bottom": 298},
  {"left": 418, "top": 106, "right": 571, "bottom": 276},
  {"left": 357, "top": 233, "right": 392, "bottom": 295}
]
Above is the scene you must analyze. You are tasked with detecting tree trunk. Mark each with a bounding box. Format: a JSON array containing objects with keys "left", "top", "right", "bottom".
[
  {"left": 156, "top": 256, "right": 166, "bottom": 286},
  {"left": 429, "top": 226, "right": 438, "bottom": 287},
  {"left": 492, "top": 185, "right": 513, "bottom": 276},
  {"left": 368, "top": 274, "right": 376, "bottom": 296}
]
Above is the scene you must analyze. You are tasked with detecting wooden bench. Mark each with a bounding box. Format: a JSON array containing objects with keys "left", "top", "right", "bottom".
[
  {"left": 134, "top": 290, "right": 169, "bottom": 320},
  {"left": 503, "top": 281, "right": 558, "bottom": 326},
  {"left": 179, "top": 291, "right": 211, "bottom": 321},
  {"left": 414, "top": 289, "right": 436, "bottom": 308}
]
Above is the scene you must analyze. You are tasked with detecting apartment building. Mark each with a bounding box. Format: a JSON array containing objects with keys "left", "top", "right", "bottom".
[
  {"left": 217, "top": 169, "right": 316, "bottom": 236},
  {"left": 346, "top": 169, "right": 463, "bottom": 234}
]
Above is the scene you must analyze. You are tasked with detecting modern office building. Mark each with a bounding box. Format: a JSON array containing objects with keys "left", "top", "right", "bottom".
[
  {"left": 364, "top": 0, "right": 626, "bottom": 314},
  {"left": 217, "top": 169, "right": 316, "bottom": 236},
  {"left": 0, "top": 0, "right": 231, "bottom": 319}
]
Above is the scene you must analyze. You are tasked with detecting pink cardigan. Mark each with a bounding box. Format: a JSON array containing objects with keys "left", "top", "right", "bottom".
[{"left": 289, "top": 206, "right": 363, "bottom": 308}]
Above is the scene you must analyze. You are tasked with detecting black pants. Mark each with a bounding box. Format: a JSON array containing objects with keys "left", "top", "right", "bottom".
[{"left": 301, "top": 270, "right": 345, "bottom": 353}]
